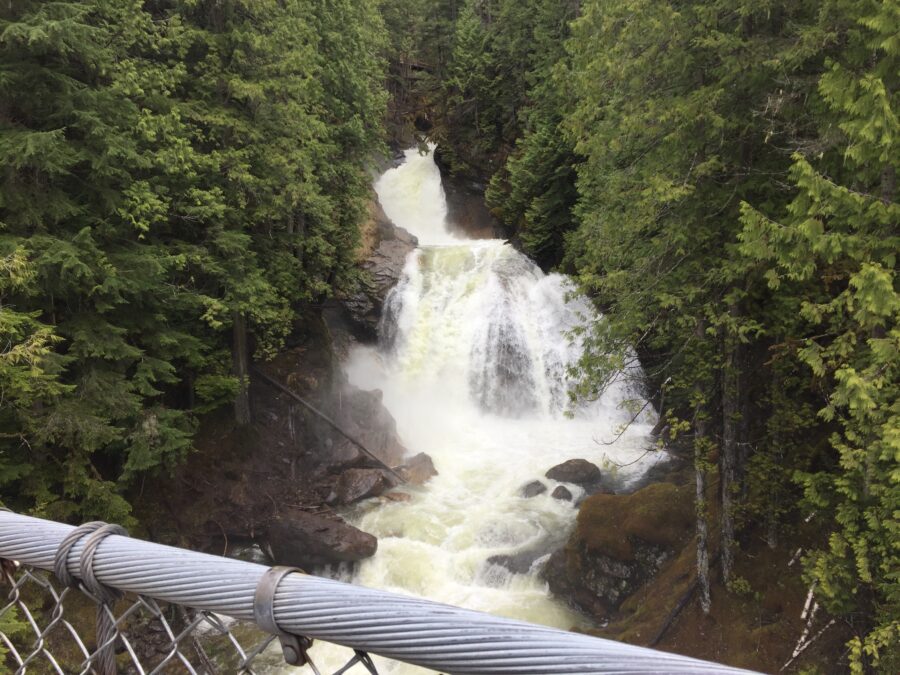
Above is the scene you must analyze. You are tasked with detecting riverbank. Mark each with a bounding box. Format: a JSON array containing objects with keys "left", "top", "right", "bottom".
[{"left": 131, "top": 197, "right": 424, "bottom": 568}]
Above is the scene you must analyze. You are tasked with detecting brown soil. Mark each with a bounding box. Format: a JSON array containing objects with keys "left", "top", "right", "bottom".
[{"left": 131, "top": 318, "right": 342, "bottom": 553}]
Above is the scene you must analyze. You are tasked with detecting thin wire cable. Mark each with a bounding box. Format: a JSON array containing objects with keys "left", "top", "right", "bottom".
[{"left": 0, "top": 510, "right": 759, "bottom": 674}]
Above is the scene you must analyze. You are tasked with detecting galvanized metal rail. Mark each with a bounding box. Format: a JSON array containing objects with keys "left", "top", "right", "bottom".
[{"left": 0, "top": 510, "right": 759, "bottom": 674}]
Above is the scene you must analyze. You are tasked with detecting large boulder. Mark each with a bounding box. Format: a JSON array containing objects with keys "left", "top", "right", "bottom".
[
  {"left": 542, "top": 482, "right": 693, "bottom": 618},
  {"left": 397, "top": 452, "right": 437, "bottom": 485},
  {"left": 266, "top": 510, "right": 377, "bottom": 569},
  {"left": 545, "top": 459, "right": 603, "bottom": 488},
  {"left": 313, "top": 382, "right": 407, "bottom": 470},
  {"left": 331, "top": 468, "right": 394, "bottom": 505}
]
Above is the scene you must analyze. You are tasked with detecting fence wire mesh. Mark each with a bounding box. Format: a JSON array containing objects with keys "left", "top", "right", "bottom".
[{"left": 0, "top": 562, "right": 379, "bottom": 675}]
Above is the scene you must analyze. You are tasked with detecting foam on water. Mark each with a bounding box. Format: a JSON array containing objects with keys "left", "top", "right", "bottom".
[{"left": 269, "top": 147, "right": 663, "bottom": 674}]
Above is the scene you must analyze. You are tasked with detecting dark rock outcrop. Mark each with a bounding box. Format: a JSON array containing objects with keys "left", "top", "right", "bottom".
[
  {"left": 134, "top": 317, "right": 409, "bottom": 562},
  {"left": 315, "top": 382, "right": 407, "bottom": 470},
  {"left": 542, "top": 482, "right": 693, "bottom": 618},
  {"left": 551, "top": 485, "right": 573, "bottom": 501},
  {"left": 520, "top": 480, "right": 547, "bottom": 498},
  {"left": 397, "top": 452, "right": 437, "bottom": 485},
  {"left": 266, "top": 509, "right": 377, "bottom": 569},
  {"left": 545, "top": 459, "right": 603, "bottom": 489},
  {"left": 330, "top": 468, "right": 394, "bottom": 505},
  {"left": 340, "top": 204, "right": 417, "bottom": 338},
  {"left": 442, "top": 175, "right": 501, "bottom": 240}
]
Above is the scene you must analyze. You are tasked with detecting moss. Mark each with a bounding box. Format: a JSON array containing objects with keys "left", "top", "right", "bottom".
[
  {"left": 593, "top": 521, "right": 852, "bottom": 673},
  {"left": 574, "top": 482, "right": 693, "bottom": 561},
  {"left": 354, "top": 197, "right": 382, "bottom": 263}
]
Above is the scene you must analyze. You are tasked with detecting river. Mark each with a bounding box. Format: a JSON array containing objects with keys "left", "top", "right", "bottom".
[{"left": 270, "top": 146, "right": 663, "bottom": 674}]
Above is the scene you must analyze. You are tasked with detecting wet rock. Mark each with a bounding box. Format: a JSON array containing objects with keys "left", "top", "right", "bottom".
[
  {"left": 542, "top": 482, "right": 693, "bottom": 617},
  {"left": 520, "top": 480, "right": 547, "bottom": 498},
  {"left": 341, "top": 206, "right": 417, "bottom": 339},
  {"left": 397, "top": 452, "right": 437, "bottom": 485},
  {"left": 551, "top": 485, "right": 573, "bottom": 501},
  {"left": 332, "top": 468, "right": 394, "bottom": 505},
  {"left": 488, "top": 549, "right": 546, "bottom": 575},
  {"left": 266, "top": 510, "right": 377, "bottom": 569},
  {"left": 487, "top": 537, "right": 566, "bottom": 576},
  {"left": 545, "top": 459, "right": 603, "bottom": 488},
  {"left": 318, "top": 383, "right": 407, "bottom": 470},
  {"left": 440, "top": 170, "right": 500, "bottom": 240},
  {"left": 383, "top": 491, "right": 412, "bottom": 502}
]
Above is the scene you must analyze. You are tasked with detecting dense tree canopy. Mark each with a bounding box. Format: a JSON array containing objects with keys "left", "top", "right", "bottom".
[
  {"left": 401, "top": 0, "right": 898, "bottom": 668},
  {"left": 1, "top": 0, "right": 896, "bottom": 669},
  {"left": 0, "top": 0, "right": 387, "bottom": 524}
]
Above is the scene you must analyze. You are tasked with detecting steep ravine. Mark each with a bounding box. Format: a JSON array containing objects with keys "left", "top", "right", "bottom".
[
  {"left": 273, "top": 146, "right": 667, "bottom": 674},
  {"left": 135, "top": 147, "right": 844, "bottom": 675}
]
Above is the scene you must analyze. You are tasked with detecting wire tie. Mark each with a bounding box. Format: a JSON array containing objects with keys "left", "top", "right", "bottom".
[
  {"left": 253, "top": 565, "right": 317, "bottom": 669},
  {"left": 52, "top": 520, "right": 128, "bottom": 675}
]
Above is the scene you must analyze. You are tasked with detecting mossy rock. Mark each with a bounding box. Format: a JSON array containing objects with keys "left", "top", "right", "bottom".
[
  {"left": 545, "top": 482, "right": 694, "bottom": 616},
  {"left": 575, "top": 482, "right": 693, "bottom": 562}
]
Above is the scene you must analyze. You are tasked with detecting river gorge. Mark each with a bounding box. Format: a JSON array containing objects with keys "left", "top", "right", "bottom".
[{"left": 263, "top": 147, "right": 666, "bottom": 673}]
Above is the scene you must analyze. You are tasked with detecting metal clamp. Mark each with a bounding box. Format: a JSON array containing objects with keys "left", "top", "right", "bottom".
[{"left": 253, "top": 566, "right": 317, "bottom": 669}]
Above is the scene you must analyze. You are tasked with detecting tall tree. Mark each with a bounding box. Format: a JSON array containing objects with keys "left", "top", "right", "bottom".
[
  {"left": 740, "top": 1, "right": 899, "bottom": 667},
  {"left": 0, "top": 0, "right": 388, "bottom": 522}
]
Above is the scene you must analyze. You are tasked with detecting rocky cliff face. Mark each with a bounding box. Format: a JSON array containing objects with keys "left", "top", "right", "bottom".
[
  {"left": 337, "top": 199, "right": 417, "bottom": 340},
  {"left": 441, "top": 173, "right": 501, "bottom": 240},
  {"left": 132, "top": 312, "right": 432, "bottom": 571}
]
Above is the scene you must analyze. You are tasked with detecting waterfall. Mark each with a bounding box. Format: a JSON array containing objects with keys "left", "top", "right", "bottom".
[{"left": 269, "top": 146, "right": 663, "bottom": 674}]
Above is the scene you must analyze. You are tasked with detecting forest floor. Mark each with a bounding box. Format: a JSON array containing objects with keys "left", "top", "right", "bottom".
[{"left": 592, "top": 468, "right": 851, "bottom": 673}]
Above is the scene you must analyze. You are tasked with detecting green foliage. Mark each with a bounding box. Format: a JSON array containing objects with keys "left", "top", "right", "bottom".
[
  {"left": 0, "top": 604, "right": 27, "bottom": 660},
  {"left": 484, "top": 1, "right": 579, "bottom": 268},
  {"left": 564, "top": 0, "right": 897, "bottom": 666},
  {"left": 739, "top": 2, "right": 899, "bottom": 665},
  {"left": 0, "top": 0, "right": 387, "bottom": 523},
  {"left": 427, "top": 0, "right": 898, "bottom": 666}
]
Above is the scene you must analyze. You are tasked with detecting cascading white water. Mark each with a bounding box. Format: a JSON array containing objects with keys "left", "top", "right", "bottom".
[{"left": 269, "top": 147, "right": 663, "bottom": 674}]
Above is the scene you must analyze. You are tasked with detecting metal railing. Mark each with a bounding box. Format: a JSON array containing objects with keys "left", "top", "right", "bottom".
[{"left": 0, "top": 510, "right": 758, "bottom": 674}]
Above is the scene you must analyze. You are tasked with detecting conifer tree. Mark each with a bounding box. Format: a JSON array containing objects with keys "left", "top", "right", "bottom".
[
  {"left": 740, "top": 1, "right": 899, "bottom": 666},
  {"left": 0, "top": 0, "right": 388, "bottom": 522}
]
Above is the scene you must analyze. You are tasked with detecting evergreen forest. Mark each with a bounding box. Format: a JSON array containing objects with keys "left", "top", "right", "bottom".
[{"left": 1, "top": 0, "right": 897, "bottom": 671}]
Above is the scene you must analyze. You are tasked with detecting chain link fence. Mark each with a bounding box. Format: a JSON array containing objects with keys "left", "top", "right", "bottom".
[
  {"left": 0, "top": 510, "right": 758, "bottom": 675},
  {"left": 0, "top": 561, "right": 378, "bottom": 675}
]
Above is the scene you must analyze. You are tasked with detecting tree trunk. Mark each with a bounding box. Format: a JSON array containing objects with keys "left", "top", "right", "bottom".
[
  {"left": 721, "top": 320, "right": 739, "bottom": 585},
  {"left": 695, "top": 413, "right": 712, "bottom": 614},
  {"left": 232, "top": 311, "right": 251, "bottom": 426},
  {"left": 287, "top": 211, "right": 305, "bottom": 263}
]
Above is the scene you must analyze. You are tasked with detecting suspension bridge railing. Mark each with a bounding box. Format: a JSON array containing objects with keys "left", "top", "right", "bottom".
[{"left": 0, "top": 510, "right": 758, "bottom": 674}]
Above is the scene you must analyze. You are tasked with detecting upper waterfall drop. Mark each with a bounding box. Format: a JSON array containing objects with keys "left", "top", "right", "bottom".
[
  {"left": 375, "top": 146, "right": 639, "bottom": 421},
  {"left": 374, "top": 145, "right": 462, "bottom": 246}
]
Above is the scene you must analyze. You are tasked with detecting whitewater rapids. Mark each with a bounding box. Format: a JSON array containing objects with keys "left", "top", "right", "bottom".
[{"left": 268, "top": 146, "right": 662, "bottom": 674}]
